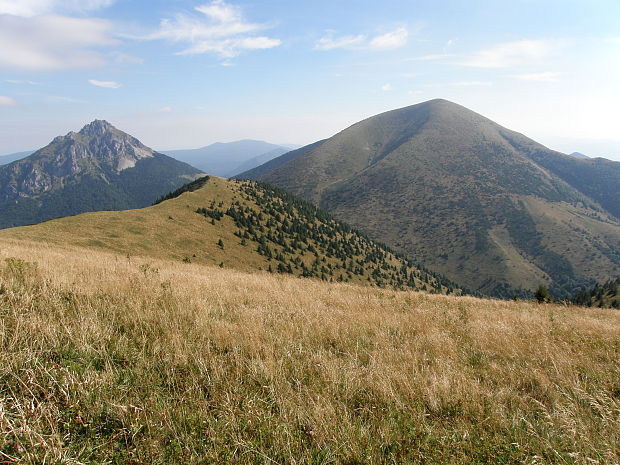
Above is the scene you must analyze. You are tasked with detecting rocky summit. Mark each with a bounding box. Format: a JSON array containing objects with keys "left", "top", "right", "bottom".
[{"left": 0, "top": 120, "right": 201, "bottom": 229}]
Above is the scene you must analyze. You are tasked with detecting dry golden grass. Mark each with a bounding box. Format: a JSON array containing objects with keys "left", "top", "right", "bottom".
[{"left": 1, "top": 238, "right": 619, "bottom": 464}]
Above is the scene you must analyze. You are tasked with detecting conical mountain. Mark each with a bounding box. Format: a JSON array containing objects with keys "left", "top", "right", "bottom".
[
  {"left": 0, "top": 120, "right": 202, "bottom": 229},
  {"left": 239, "top": 99, "right": 620, "bottom": 298}
]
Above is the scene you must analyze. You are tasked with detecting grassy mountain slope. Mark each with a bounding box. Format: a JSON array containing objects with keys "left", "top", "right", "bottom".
[
  {"left": 0, "top": 120, "right": 201, "bottom": 229},
  {"left": 163, "top": 140, "right": 290, "bottom": 177},
  {"left": 240, "top": 99, "right": 620, "bottom": 298},
  {"left": 0, "top": 176, "right": 456, "bottom": 293},
  {"left": 1, "top": 239, "right": 619, "bottom": 464}
]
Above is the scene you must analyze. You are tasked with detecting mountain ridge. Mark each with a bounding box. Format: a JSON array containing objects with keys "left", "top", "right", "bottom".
[{"left": 0, "top": 175, "right": 459, "bottom": 294}]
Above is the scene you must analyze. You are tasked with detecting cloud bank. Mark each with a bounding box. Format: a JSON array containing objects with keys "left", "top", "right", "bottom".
[
  {"left": 0, "top": 0, "right": 114, "bottom": 17},
  {"left": 0, "top": 14, "right": 117, "bottom": 70}
]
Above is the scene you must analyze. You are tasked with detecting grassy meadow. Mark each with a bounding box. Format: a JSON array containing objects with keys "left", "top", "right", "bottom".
[{"left": 1, "top": 238, "right": 619, "bottom": 464}]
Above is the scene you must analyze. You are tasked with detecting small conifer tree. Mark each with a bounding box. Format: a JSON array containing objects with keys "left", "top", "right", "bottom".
[{"left": 535, "top": 284, "right": 551, "bottom": 303}]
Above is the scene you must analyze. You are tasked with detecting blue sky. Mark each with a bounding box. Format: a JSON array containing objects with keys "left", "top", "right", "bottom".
[{"left": 1, "top": 0, "right": 619, "bottom": 160}]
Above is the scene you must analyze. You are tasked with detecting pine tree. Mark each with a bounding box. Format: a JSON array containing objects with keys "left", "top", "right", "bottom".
[{"left": 535, "top": 284, "right": 551, "bottom": 303}]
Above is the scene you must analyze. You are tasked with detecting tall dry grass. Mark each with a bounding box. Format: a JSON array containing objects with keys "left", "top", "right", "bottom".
[{"left": 0, "top": 238, "right": 619, "bottom": 464}]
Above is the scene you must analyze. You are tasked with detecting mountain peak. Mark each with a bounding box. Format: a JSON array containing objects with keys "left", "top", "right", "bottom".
[
  {"left": 242, "top": 100, "right": 620, "bottom": 298},
  {"left": 425, "top": 98, "right": 454, "bottom": 105},
  {"left": 79, "top": 119, "right": 116, "bottom": 137},
  {"left": 418, "top": 98, "right": 482, "bottom": 117},
  {"left": 0, "top": 120, "right": 202, "bottom": 229}
]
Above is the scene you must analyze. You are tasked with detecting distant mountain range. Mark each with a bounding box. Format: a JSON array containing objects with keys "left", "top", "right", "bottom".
[
  {"left": 0, "top": 120, "right": 201, "bottom": 229},
  {"left": 0, "top": 150, "right": 33, "bottom": 165},
  {"left": 239, "top": 99, "right": 620, "bottom": 298},
  {"left": 162, "top": 140, "right": 294, "bottom": 177}
]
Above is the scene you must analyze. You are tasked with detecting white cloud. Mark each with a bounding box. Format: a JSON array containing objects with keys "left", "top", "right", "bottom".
[
  {"left": 315, "top": 27, "right": 409, "bottom": 51},
  {"left": 425, "top": 81, "right": 492, "bottom": 88},
  {"left": 88, "top": 79, "right": 121, "bottom": 88},
  {"left": 460, "top": 39, "right": 564, "bottom": 68},
  {"left": 5, "top": 79, "right": 41, "bottom": 85},
  {"left": 513, "top": 72, "right": 560, "bottom": 82},
  {"left": 111, "top": 52, "right": 143, "bottom": 65},
  {"left": 443, "top": 39, "right": 456, "bottom": 54},
  {"left": 369, "top": 27, "right": 408, "bottom": 50},
  {"left": 180, "top": 36, "right": 281, "bottom": 56},
  {"left": 0, "top": 95, "right": 16, "bottom": 106},
  {"left": 450, "top": 81, "right": 492, "bottom": 86},
  {"left": 0, "top": 14, "right": 117, "bottom": 70},
  {"left": 158, "top": 106, "right": 172, "bottom": 113},
  {"left": 46, "top": 95, "right": 87, "bottom": 103},
  {"left": 195, "top": 1, "right": 240, "bottom": 23},
  {"left": 140, "top": 0, "right": 281, "bottom": 59},
  {"left": 0, "top": 0, "right": 114, "bottom": 17},
  {"left": 314, "top": 33, "right": 365, "bottom": 51},
  {"left": 381, "top": 83, "right": 394, "bottom": 91},
  {"left": 410, "top": 53, "right": 455, "bottom": 61}
]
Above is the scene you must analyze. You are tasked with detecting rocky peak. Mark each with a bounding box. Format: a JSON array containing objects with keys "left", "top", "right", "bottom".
[
  {"left": 0, "top": 120, "right": 158, "bottom": 201},
  {"left": 79, "top": 119, "right": 115, "bottom": 137}
]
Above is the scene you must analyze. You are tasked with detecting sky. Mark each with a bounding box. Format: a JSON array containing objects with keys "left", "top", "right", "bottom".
[{"left": 0, "top": 0, "right": 619, "bottom": 160}]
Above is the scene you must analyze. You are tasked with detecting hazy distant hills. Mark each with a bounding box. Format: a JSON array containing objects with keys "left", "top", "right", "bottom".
[
  {"left": 569, "top": 152, "right": 590, "bottom": 159},
  {"left": 240, "top": 99, "right": 620, "bottom": 298},
  {"left": 0, "top": 120, "right": 201, "bottom": 229},
  {"left": 0, "top": 150, "right": 33, "bottom": 165},
  {"left": 0, "top": 175, "right": 457, "bottom": 294},
  {"left": 163, "top": 140, "right": 292, "bottom": 177}
]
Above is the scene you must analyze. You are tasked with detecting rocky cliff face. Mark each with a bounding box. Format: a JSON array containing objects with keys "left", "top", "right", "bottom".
[{"left": 73, "top": 119, "right": 154, "bottom": 172}]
